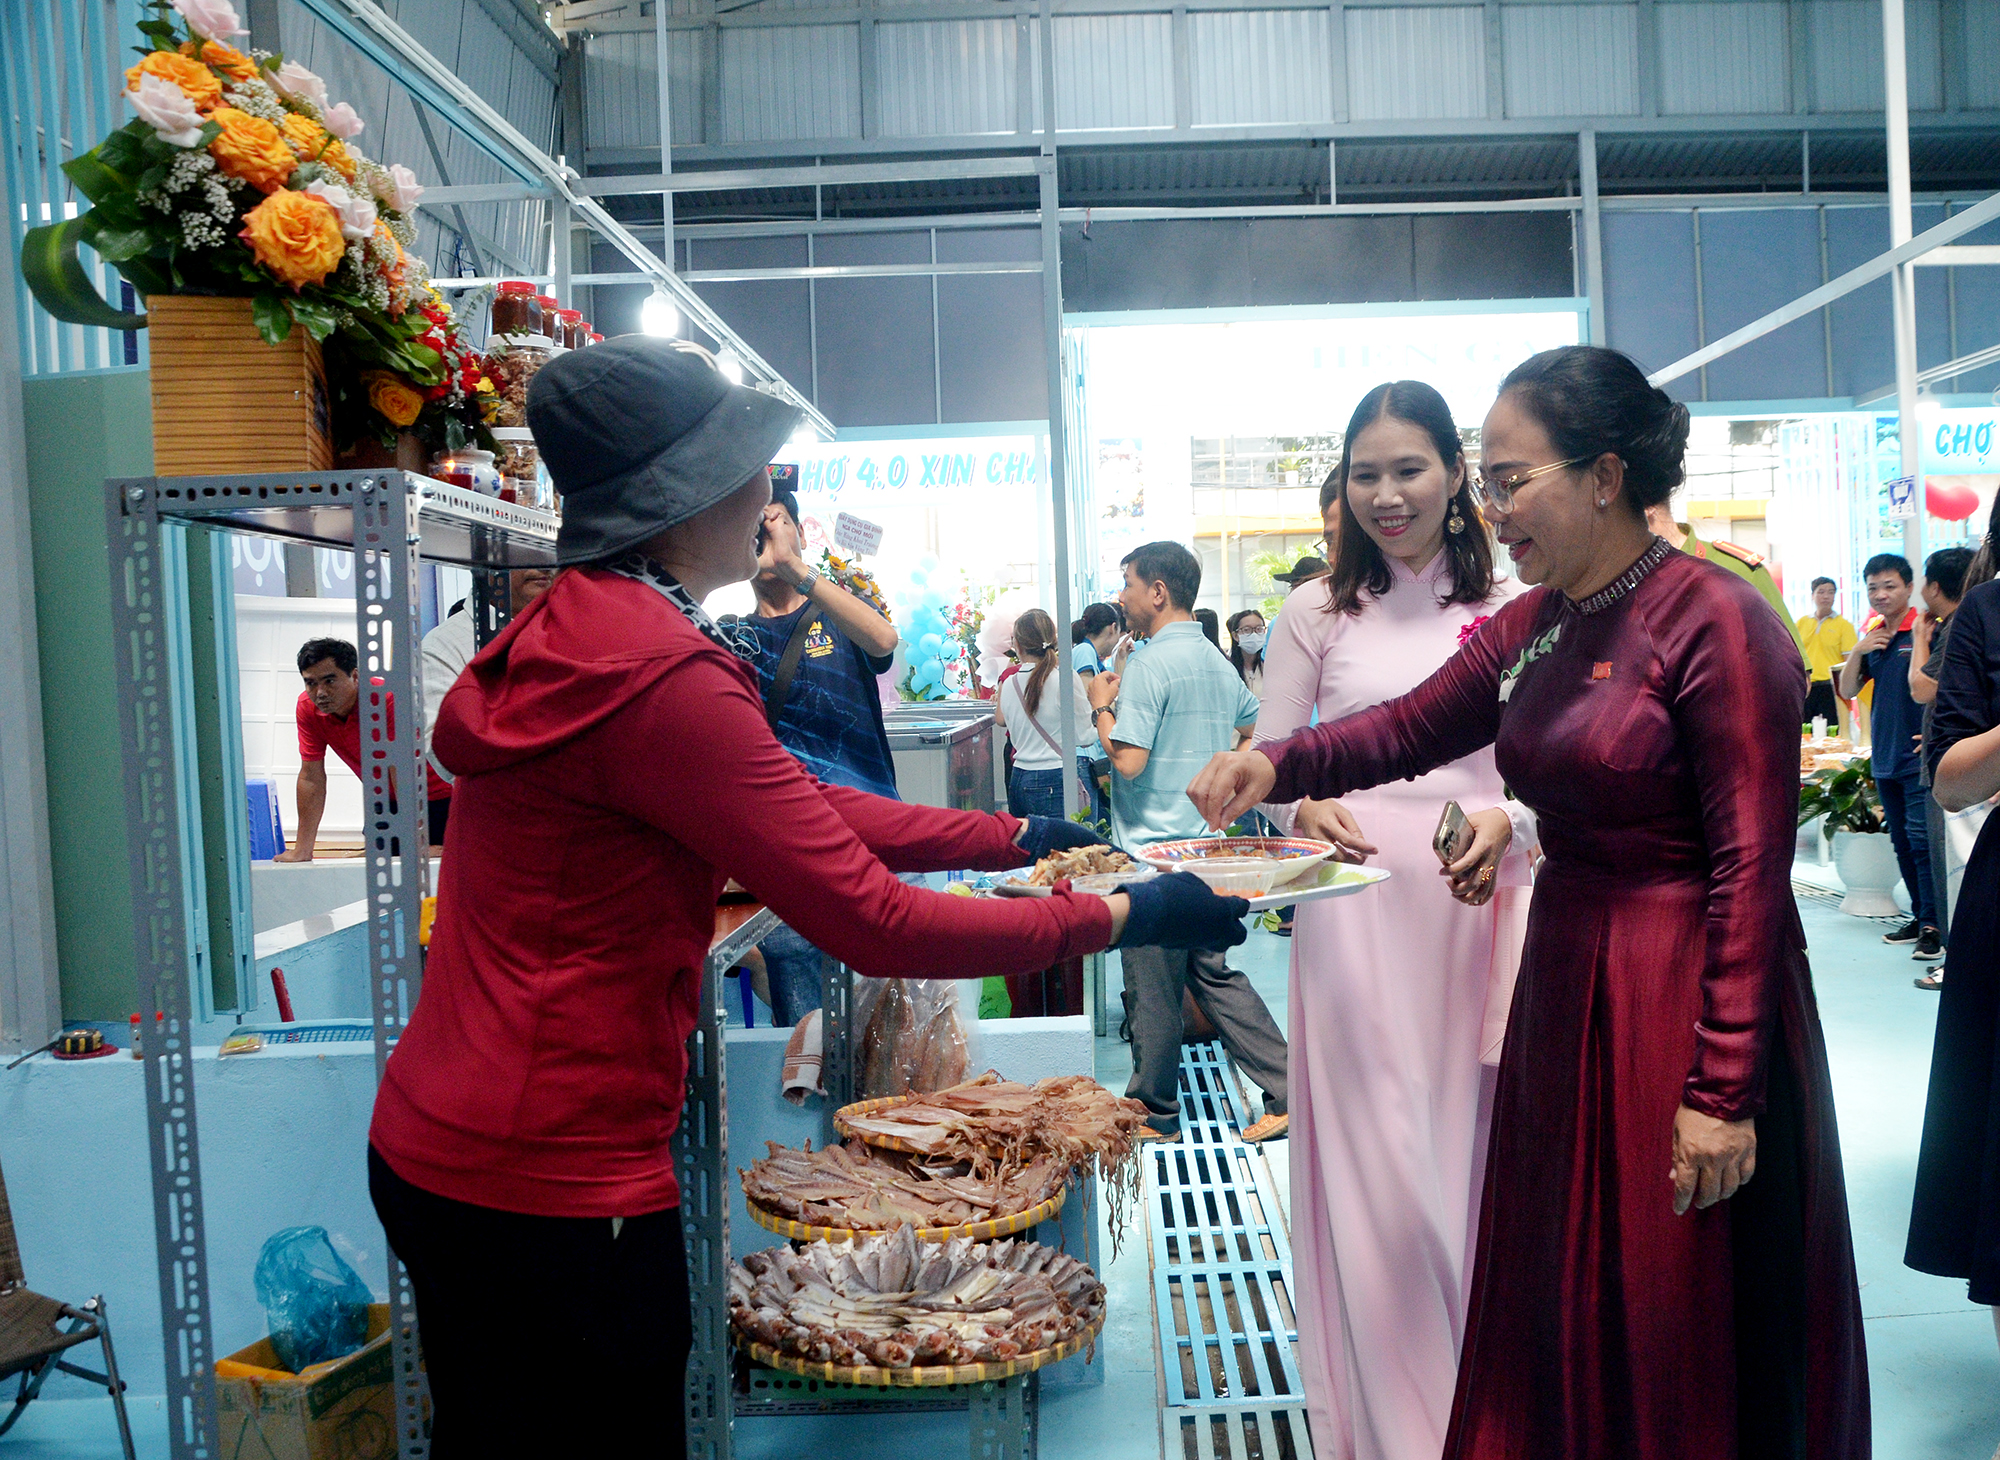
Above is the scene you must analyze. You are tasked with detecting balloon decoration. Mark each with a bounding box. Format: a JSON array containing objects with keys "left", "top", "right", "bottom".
[
  {"left": 1925, "top": 478, "right": 1982, "bottom": 522},
  {"left": 894, "top": 559, "right": 1001, "bottom": 701}
]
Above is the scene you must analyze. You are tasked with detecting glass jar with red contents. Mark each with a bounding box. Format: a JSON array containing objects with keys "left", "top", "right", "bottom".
[
  {"left": 588, "top": 332, "right": 603, "bottom": 346},
  {"left": 491, "top": 280, "right": 541, "bottom": 340},
  {"left": 535, "top": 296, "right": 562, "bottom": 343},
  {"left": 555, "top": 309, "right": 585, "bottom": 350}
]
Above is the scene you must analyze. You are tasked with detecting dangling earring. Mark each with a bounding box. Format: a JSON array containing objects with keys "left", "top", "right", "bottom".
[{"left": 1447, "top": 507, "right": 1466, "bottom": 535}]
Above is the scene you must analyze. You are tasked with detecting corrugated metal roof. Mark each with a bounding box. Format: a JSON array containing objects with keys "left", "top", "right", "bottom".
[
  {"left": 877, "top": 19, "right": 1018, "bottom": 137},
  {"left": 1809, "top": 0, "right": 1943, "bottom": 113},
  {"left": 1502, "top": 3, "right": 1639, "bottom": 119},
  {"left": 1188, "top": 10, "right": 1336, "bottom": 128},
  {"left": 280, "top": 0, "right": 555, "bottom": 277},
  {"left": 1656, "top": 2, "right": 1790, "bottom": 115},
  {"left": 1344, "top": 6, "right": 1487, "bottom": 121},
  {"left": 1048, "top": 14, "right": 1175, "bottom": 131},
  {"left": 1337, "top": 137, "right": 1576, "bottom": 190},
  {"left": 718, "top": 23, "right": 862, "bottom": 141}
]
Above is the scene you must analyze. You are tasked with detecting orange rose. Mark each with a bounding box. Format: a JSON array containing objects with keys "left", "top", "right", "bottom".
[
  {"left": 179, "top": 39, "right": 258, "bottom": 83},
  {"left": 280, "top": 113, "right": 356, "bottom": 181},
  {"left": 239, "top": 189, "right": 345, "bottom": 290},
  {"left": 361, "top": 371, "right": 425, "bottom": 428},
  {"left": 208, "top": 107, "right": 296, "bottom": 193},
  {"left": 125, "top": 50, "right": 223, "bottom": 112}
]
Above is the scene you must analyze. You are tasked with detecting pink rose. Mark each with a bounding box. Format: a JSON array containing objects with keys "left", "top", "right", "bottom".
[
  {"left": 126, "top": 71, "right": 207, "bottom": 148},
  {"left": 170, "top": 0, "right": 246, "bottom": 39},
  {"left": 321, "top": 101, "right": 365, "bottom": 140},
  {"left": 304, "top": 179, "right": 378, "bottom": 241},
  {"left": 1456, "top": 614, "right": 1492, "bottom": 648},
  {"left": 272, "top": 61, "right": 328, "bottom": 111},
  {"left": 372, "top": 162, "right": 422, "bottom": 215}
]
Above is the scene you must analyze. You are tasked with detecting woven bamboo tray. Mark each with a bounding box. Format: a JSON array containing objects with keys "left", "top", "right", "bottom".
[
  {"left": 744, "top": 1186, "right": 1065, "bottom": 1245},
  {"left": 147, "top": 295, "right": 332, "bottom": 475},
  {"left": 832, "top": 1093, "right": 967, "bottom": 1157},
  {"left": 735, "top": 1313, "right": 1102, "bottom": 1388}
]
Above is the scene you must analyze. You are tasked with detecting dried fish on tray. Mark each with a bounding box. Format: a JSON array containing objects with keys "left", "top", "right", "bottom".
[
  {"left": 740, "top": 1139, "right": 1067, "bottom": 1238},
  {"left": 835, "top": 1071, "right": 1152, "bottom": 1251},
  {"left": 729, "top": 1225, "right": 1105, "bottom": 1381}
]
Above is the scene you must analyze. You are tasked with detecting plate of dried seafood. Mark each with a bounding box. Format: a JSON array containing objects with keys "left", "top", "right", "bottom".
[
  {"left": 741, "top": 1139, "right": 1068, "bottom": 1243},
  {"left": 730, "top": 1225, "right": 1105, "bottom": 1386},
  {"left": 990, "top": 845, "right": 1154, "bottom": 896}
]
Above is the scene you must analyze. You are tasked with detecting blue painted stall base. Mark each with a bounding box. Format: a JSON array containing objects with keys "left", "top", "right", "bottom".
[{"left": 1146, "top": 1041, "right": 1311, "bottom": 1459}]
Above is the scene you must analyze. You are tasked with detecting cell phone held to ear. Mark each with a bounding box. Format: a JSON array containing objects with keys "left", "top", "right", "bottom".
[{"left": 1433, "top": 800, "right": 1473, "bottom": 866}]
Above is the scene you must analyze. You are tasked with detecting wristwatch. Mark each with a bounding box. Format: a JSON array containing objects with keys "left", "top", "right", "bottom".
[
  {"left": 1092, "top": 702, "right": 1117, "bottom": 724},
  {"left": 788, "top": 566, "right": 821, "bottom": 595}
]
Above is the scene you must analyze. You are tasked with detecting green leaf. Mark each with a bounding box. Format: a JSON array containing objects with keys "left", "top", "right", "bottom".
[
  {"left": 97, "top": 130, "right": 146, "bottom": 175},
  {"left": 114, "top": 254, "right": 175, "bottom": 299},
  {"left": 288, "top": 297, "right": 339, "bottom": 341},
  {"left": 135, "top": 164, "right": 170, "bottom": 198},
  {"left": 250, "top": 293, "right": 293, "bottom": 345},
  {"left": 91, "top": 227, "right": 155, "bottom": 263},
  {"left": 18, "top": 217, "right": 147, "bottom": 330},
  {"left": 137, "top": 18, "right": 176, "bottom": 36},
  {"left": 62, "top": 150, "right": 135, "bottom": 207}
]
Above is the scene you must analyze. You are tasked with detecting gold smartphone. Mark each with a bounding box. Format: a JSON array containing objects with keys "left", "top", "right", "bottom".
[{"left": 1433, "top": 800, "right": 1473, "bottom": 866}]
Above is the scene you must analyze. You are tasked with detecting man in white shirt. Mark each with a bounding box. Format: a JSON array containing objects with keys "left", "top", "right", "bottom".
[{"left": 421, "top": 568, "right": 554, "bottom": 846}]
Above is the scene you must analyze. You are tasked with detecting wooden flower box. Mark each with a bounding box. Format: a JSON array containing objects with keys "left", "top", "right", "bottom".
[{"left": 146, "top": 294, "right": 333, "bottom": 476}]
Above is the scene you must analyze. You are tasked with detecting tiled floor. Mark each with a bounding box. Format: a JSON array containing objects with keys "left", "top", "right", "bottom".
[{"left": 8, "top": 880, "right": 1996, "bottom": 1459}]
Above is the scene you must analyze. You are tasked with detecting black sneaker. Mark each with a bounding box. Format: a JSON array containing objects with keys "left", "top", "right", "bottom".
[
  {"left": 1911, "top": 928, "right": 1944, "bottom": 962},
  {"left": 1882, "top": 919, "right": 1922, "bottom": 944}
]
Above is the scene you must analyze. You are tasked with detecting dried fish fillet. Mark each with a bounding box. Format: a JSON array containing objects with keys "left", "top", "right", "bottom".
[{"left": 728, "top": 1227, "right": 1105, "bottom": 1371}]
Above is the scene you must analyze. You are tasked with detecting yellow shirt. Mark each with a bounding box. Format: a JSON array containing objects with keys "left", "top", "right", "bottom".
[{"left": 1796, "top": 613, "right": 1857, "bottom": 683}]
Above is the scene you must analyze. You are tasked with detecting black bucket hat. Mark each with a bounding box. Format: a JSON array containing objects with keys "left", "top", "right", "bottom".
[
  {"left": 1272, "top": 556, "right": 1330, "bottom": 584},
  {"left": 528, "top": 335, "right": 803, "bottom": 566}
]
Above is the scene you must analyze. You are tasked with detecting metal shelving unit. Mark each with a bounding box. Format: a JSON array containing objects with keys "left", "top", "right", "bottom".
[
  {"left": 107, "top": 470, "right": 557, "bottom": 1460},
  {"left": 109, "top": 470, "right": 1042, "bottom": 1460}
]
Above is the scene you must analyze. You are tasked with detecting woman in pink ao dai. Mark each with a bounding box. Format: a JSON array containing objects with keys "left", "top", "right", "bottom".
[{"left": 1257, "top": 382, "right": 1534, "bottom": 1460}]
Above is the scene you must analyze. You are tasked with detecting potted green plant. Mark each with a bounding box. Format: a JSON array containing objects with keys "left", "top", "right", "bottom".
[{"left": 1799, "top": 757, "right": 1902, "bottom": 916}]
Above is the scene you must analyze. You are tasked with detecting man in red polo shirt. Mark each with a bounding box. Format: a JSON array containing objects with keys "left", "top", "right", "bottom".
[{"left": 275, "top": 638, "right": 444, "bottom": 860}]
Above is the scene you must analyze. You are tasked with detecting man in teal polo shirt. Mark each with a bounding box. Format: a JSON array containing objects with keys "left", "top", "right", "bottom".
[{"left": 1088, "top": 541, "right": 1290, "bottom": 1143}]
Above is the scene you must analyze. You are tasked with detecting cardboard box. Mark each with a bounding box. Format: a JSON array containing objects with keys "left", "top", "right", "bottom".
[{"left": 215, "top": 1303, "right": 407, "bottom": 1460}]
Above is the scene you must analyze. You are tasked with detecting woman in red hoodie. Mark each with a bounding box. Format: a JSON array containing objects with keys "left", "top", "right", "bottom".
[{"left": 367, "top": 337, "right": 1246, "bottom": 1456}]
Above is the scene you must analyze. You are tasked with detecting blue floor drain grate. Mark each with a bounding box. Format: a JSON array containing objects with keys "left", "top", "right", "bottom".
[{"left": 1145, "top": 1041, "right": 1311, "bottom": 1458}]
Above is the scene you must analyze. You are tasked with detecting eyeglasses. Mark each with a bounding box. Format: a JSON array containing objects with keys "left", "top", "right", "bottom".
[{"left": 1469, "top": 456, "right": 1595, "bottom": 513}]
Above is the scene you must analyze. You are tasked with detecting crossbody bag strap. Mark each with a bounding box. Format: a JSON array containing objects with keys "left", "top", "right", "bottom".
[
  {"left": 766, "top": 612, "right": 821, "bottom": 729},
  {"left": 1010, "top": 677, "right": 1094, "bottom": 810}
]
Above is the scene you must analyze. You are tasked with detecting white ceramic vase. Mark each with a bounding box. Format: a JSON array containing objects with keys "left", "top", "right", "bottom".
[{"left": 1831, "top": 829, "right": 1904, "bottom": 917}]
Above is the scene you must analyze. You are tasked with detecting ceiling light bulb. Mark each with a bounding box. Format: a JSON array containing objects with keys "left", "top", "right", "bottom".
[
  {"left": 640, "top": 291, "right": 679, "bottom": 337},
  {"left": 717, "top": 351, "right": 744, "bottom": 384}
]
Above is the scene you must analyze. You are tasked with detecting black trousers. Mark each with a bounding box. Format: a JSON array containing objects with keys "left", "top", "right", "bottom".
[
  {"left": 1802, "top": 679, "right": 1839, "bottom": 727},
  {"left": 367, "top": 1147, "right": 691, "bottom": 1458}
]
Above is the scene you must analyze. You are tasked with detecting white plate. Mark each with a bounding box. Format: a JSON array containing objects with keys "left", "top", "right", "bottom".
[{"left": 1240, "top": 862, "right": 1391, "bottom": 911}]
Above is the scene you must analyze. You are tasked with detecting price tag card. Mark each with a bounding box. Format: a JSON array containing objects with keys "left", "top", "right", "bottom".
[
  {"left": 834, "top": 512, "right": 885, "bottom": 556},
  {"left": 1885, "top": 475, "right": 1916, "bottom": 520}
]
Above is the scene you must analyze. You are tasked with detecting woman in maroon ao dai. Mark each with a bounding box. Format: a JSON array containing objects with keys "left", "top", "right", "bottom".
[{"left": 1191, "top": 347, "right": 1869, "bottom": 1460}]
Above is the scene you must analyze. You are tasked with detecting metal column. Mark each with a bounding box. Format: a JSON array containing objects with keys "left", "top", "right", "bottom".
[
  {"left": 1882, "top": 0, "right": 1924, "bottom": 567},
  {"left": 1579, "top": 130, "right": 1606, "bottom": 348},
  {"left": 354, "top": 474, "right": 434, "bottom": 1459},
  {"left": 107, "top": 480, "right": 220, "bottom": 1460},
  {"left": 1038, "top": 0, "right": 1077, "bottom": 821}
]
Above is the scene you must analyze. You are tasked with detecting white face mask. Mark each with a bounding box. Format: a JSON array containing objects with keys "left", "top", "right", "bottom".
[{"left": 1236, "top": 632, "right": 1267, "bottom": 656}]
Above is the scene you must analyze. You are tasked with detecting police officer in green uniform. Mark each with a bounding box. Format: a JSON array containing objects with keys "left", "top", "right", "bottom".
[{"left": 1643, "top": 503, "right": 1805, "bottom": 660}]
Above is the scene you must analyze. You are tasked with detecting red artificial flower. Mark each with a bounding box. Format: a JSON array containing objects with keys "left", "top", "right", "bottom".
[{"left": 1456, "top": 615, "right": 1492, "bottom": 648}]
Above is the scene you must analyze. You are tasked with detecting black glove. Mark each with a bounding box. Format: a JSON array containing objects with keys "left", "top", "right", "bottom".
[
  {"left": 1015, "top": 814, "right": 1111, "bottom": 864},
  {"left": 1116, "top": 872, "right": 1249, "bottom": 951}
]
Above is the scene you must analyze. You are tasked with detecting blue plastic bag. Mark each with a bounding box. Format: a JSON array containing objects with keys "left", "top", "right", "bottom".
[{"left": 252, "top": 1226, "right": 373, "bottom": 1373}]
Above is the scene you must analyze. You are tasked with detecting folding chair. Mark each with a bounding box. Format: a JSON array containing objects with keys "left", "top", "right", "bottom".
[{"left": 0, "top": 1152, "right": 136, "bottom": 1457}]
